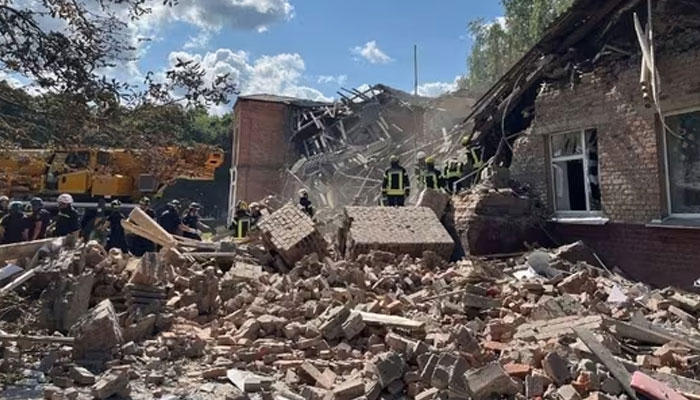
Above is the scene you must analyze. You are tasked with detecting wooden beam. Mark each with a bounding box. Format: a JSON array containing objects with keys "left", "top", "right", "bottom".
[
  {"left": 356, "top": 311, "right": 424, "bottom": 330},
  {"left": 0, "top": 333, "right": 74, "bottom": 345},
  {"left": 0, "top": 237, "right": 57, "bottom": 265}
]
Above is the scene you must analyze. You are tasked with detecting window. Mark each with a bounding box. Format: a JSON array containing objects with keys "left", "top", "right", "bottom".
[
  {"left": 665, "top": 109, "right": 700, "bottom": 216},
  {"left": 550, "top": 129, "right": 601, "bottom": 214}
]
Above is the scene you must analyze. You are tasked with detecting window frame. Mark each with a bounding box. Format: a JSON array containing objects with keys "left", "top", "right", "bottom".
[
  {"left": 549, "top": 128, "right": 602, "bottom": 217},
  {"left": 662, "top": 106, "right": 700, "bottom": 219}
]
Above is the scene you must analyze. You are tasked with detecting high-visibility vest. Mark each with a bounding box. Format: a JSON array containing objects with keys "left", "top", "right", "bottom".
[
  {"left": 384, "top": 169, "right": 406, "bottom": 196},
  {"left": 234, "top": 216, "right": 251, "bottom": 239},
  {"left": 423, "top": 171, "right": 439, "bottom": 189},
  {"left": 444, "top": 160, "right": 463, "bottom": 179}
]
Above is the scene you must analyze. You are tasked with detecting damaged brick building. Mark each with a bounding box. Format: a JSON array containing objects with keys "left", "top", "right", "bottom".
[{"left": 465, "top": 0, "right": 700, "bottom": 289}]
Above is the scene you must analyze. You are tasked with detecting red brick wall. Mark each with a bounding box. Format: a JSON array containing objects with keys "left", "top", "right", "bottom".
[
  {"left": 233, "top": 99, "right": 290, "bottom": 204},
  {"left": 549, "top": 222, "right": 700, "bottom": 291}
]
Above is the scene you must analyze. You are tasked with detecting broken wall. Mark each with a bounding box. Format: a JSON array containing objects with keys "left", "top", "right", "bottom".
[{"left": 510, "top": 26, "right": 700, "bottom": 288}]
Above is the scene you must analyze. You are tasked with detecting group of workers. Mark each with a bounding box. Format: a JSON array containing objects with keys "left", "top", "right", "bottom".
[
  {"left": 381, "top": 138, "right": 484, "bottom": 207},
  {"left": 0, "top": 193, "right": 81, "bottom": 245}
]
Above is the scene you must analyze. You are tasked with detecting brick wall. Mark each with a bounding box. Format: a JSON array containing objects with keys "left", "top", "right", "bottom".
[
  {"left": 550, "top": 222, "right": 700, "bottom": 291},
  {"left": 233, "top": 99, "right": 291, "bottom": 204}
]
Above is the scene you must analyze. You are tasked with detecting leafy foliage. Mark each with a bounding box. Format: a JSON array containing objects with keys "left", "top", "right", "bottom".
[
  {"left": 0, "top": 0, "right": 237, "bottom": 147},
  {"left": 460, "top": 0, "right": 574, "bottom": 96}
]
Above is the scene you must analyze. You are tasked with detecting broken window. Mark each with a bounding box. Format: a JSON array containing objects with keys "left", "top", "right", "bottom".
[
  {"left": 665, "top": 109, "right": 700, "bottom": 215},
  {"left": 550, "top": 129, "right": 601, "bottom": 214}
]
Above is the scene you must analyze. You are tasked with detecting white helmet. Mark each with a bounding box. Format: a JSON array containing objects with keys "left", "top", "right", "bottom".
[
  {"left": 0, "top": 195, "right": 8, "bottom": 203},
  {"left": 57, "top": 193, "right": 74, "bottom": 205},
  {"left": 416, "top": 151, "right": 426, "bottom": 161},
  {"left": 298, "top": 188, "right": 308, "bottom": 197}
]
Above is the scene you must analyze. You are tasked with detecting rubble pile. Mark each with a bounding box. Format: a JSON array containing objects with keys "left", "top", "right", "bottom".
[{"left": 1, "top": 233, "right": 700, "bottom": 400}]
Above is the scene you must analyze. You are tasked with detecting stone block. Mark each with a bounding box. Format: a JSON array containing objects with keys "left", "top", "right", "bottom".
[
  {"left": 69, "top": 365, "right": 96, "bottom": 385},
  {"left": 92, "top": 369, "right": 128, "bottom": 400},
  {"left": 257, "top": 203, "right": 327, "bottom": 266},
  {"left": 464, "top": 362, "right": 519, "bottom": 400},
  {"left": 542, "top": 352, "right": 572, "bottom": 385},
  {"left": 332, "top": 378, "right": 365, "bottom": 400},
  {"left": 71, "top": 299, "right": 124, "bottom": 368},
  {"left": 373, "top": 352, "right": 406, "bottom": 388},
  {"left": 341, "top": 312, "right": 366, "bottom": 340}
]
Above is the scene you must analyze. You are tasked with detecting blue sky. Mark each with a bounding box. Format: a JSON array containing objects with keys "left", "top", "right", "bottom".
[{"left": 1, "top": 1, "right": 504, "bottom": 113}]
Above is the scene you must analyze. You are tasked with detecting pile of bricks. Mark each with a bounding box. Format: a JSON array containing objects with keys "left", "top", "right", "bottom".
[{"left": 341, "top": 206, "right": 455, "bottom": 259}]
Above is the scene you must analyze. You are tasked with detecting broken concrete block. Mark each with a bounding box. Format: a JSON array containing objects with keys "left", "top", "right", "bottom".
[
  {"left": 257, "top": 203, "right": 327, "bottom": 266},
  {"left": 542, "top": 352, "right": 572, "bottom": 385},
  {"left": 226, "top": 369, "right": 273, "bottom": 393},
  {"left": 558, "top": 384, "right": 582, "bottom": 400},
  {"left": 299, "top": 362, "right": 334, "bottom": 390},
  {"left": 462, "top": 293, "right": 500, "bottom": 310},
  {"left": 341, "top": 206, "right": 455, "bottom": 259},
  {"left": 373, "top": 352, "right": 406, "bottom": 388},
  {"left": 415, "top": 188, "right": 450, "bottom": 219},
  {"left": 525, "top": 372, "right": 550, "bottom": 398},
  {"left": 430, "top": 353, "right": 468, "bottom": 391},
  {"left": 557, "top": 271, "right": 594, "bottom": 294},
  {"left": 419, "top": 353, "right": 439, "bottom": 384},
  {"left": 600, "top": 375, "right": 622, "bottom": 395},
  {"left": 332, "top": 378, "right": 365, "bottom": 400},
  {"left": 69, "top": 365, "right": 96, "bottom": 385},
  {"left": 464, "top": 362, "right": 519, "bottom": 400},
  {"left": 71, "top": 299, "right": 124, "bottom": 367},
  {"left": 92, "top": 369, "right": 128, "bottom": 399},
  {"left": 341, "top": 312, "right": 365, "bottom": 340},
  {"left": 318, "top": 305, "right": 350, "bottom": 341}
]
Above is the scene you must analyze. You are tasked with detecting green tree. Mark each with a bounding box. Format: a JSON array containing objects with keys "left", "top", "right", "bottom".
[{"left": 460, "top": 0, "right": 574, "bottom": 96}]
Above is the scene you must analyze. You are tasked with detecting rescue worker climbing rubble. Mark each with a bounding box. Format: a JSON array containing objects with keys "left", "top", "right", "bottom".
[
  {"left": 229, "top": 201, "right": 252, "bottom": 239},
  {"left": 0, "top": 201, "right": 28, "bottom": 244},
  {"left": 298, "top": 189, "right": 314, "bottom": 218},
  {"left": 422, "top": 156, "right": 444, "bottom": 190},
  {"left": 382, "top": 155, "right": 410, "bottom": 207},
  {"left": 52, "top": 194, "right": 80, "bottom": 237},
  {"left": 443, "top": 157, "right": 464, "bottom": 194}
]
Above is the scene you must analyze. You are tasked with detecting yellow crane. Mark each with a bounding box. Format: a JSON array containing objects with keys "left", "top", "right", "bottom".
[{"left": 0, "top": 145, "right": 224, "bottom": 202}]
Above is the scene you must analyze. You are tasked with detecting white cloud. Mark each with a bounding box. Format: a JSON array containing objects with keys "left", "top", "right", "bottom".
[
  {"left": 143, "top": 0, "right": 294, "bottom": 32},
  {"left": 317, "top": 75, "right": 348, "bottom": 86},
  {"left": 0, "top": 70, "right": 23, "bottom": 88},
  {"left": 166, "top": 48, "right": 332, "bottom": 114},
  {"left": 417, "top": 77, "right": 460, "bottom": 97},
  {"left": 351, "top": 41, "right": 393, "bottom": 64},
  {"left": 184, "top": 30, "right": 213, "bottom": 50}
]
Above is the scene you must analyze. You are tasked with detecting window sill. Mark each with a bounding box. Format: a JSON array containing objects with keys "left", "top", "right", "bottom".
[
  {"left": 549, "top": 216, "right": 610, "bottom": 225},
  {"left": 646, "top": 217, "right": 700, "bottom": 230}
]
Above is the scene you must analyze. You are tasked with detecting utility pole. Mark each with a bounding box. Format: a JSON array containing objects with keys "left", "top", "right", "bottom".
[{"left": 413, "top": 44, "right": 418, "bottom": 96}]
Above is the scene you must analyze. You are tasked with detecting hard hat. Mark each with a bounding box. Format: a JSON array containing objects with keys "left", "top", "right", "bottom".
[
  {"left": 30, "top": 197, "right": 43, "bottom": 208},
  {"left": 57, "top": 193, "right": 74, "bottom": 205},
  {"left": 298, "top": 188, "right": 308, "bottom": 197},
  {"left": 139, "top": 196, "right": 151, "bottom": 205},
  {"left": 9, "top": 201, "right": 23, "bottom": 213},
  {"left": 389, "top": 155, "right": 399, "bottom": 163},
  {"left": 249, "top": 202, "right": 260, "bottom": 210},
  {"left": 416, "top": 151, "right": 426, "bottom": 160},
  {"left": 425, "top": 156, "right": 435, "bottom": 165},
  {"left": 110, "top": 199, "right": 122, "bottom": 209},
  {"left": 189, "top": 202, "right": 201, "bottom": 209},
  {"left": 0, "top": 196, "right": 8, "bottom": 203},
  {"left": 461, "top": 137, "right": 470, "bottom": 147},
  {"left": 23, "top": 203, "right": 33, "bottom": 213},
  {"left": 237, "top": 200, "right": 249, "bottom": 210},
  {"left": 168, "top": 199, "right": 180, "bottom": 207}
]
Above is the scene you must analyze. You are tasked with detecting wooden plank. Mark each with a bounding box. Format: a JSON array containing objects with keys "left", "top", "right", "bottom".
[
  {"left": 0, "top": 237, "right": 57, "bottom": 265},
  {"left": 0, "top": 333, "right": 74, "bottom": 345},
  {"left": 356, "top": 311, "right": 424, "bottom": 331},
  {"left": 574, "top": 327, "right": 638, "bottom": 400},
  {"left": 127, "top": 207, "right": 176, "bottom": 246},
  {"left": 610, "top": 320, "right": 700, "bottom": 352},
  {"left": 182, "top": 252, "right": 236, "bottom": 259},
  {"left": 121, "top": 220, "right": 174, "bottom": 249}
]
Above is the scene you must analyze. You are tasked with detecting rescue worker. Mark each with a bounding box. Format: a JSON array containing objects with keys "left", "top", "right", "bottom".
[
  {"left": 298, "top": 189, "right": 314, "bottom": 218},
  {"left": 28, "top": 197, "right": 51, "bottom": 240},
  {"left": 382, "top": 155, "right": 410, "bottom": 207},
  {"left": 53, "top": 194, "right": 80, "bottom": 237},
  {"left": 0, "top": 201, "right": 28, "bottom": 244},
  {"left": 0, "top": 196, "right": 9, "bottom": 219},
  {"left": 249, "top": 202, "right": 263, "bottom": 225},
  {"left": 462, "top": 137, "right": 484, "bottom": 186},
  {"left": 105, "top": 200, "right": 128, "bottom": 252},
  {"left": 229, "top": 201, "right": 252, "bottom": 239},
  {"left": 414, "top": 151, "right": 427, "bottom": 189},
  {"left": 158, "top": 199, "right": 183, "bottom": 235},
  {"left": 443, "top": 157, "right": 465, "bottom": 194},
  {"left": 182, "top": 202, "right": 211, "bottom": 241},
  {"left": 422, "top": 156, "right": 444, "bottom": 190},
  {"left": 129, "top": 197, "right": 156, "bottom": 256}
]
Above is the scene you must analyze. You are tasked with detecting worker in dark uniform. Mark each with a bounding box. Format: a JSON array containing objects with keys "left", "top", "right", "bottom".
[
  {"left": 28, "top": 197, "right": 51, "bottom": 240},
  {"left": 381, "top": 155, "right": 410, "bottom": 207},
  {"left": 182, "top": 202, "right": 209, "bottom": 241},
  {"left": 249, "top": 202, "right": 263, "bottom": 225},
  {"left": 158, "top": 199, "right": 183, "bottom": 235},
  {"left": 0, "top": 201, "right": 29, "bottom": 244},
  {"left": 443, "top": 157, "right": 465, "bottom": 194},
  {"left": 53, "top": 193, "right": 80, "bottom": 237},
  {"left": 229, "top": 201, "right": 251, "bottom": 239},
  {"left": 298, "top": 189, "right": 314, "bottom": 218},
  {"left": 129, "top": 197, "right": 156, "bottom": 256},
  {"left": 422, "top": 156, "right": 444, "bottom": 190},
  {"left": 105, "top": 199, "right": 128, "bottom": 252},
  {"left": 0, "top": 196, "right": 9, "bottom": 219}
]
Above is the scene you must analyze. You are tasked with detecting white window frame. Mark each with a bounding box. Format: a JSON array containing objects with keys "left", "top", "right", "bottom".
[
  {"left": 662, "top": 106, "right": 700, "bottom": 219},
  {"left": 549, "top": 129, "right": 602, "bottom": 217}
]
